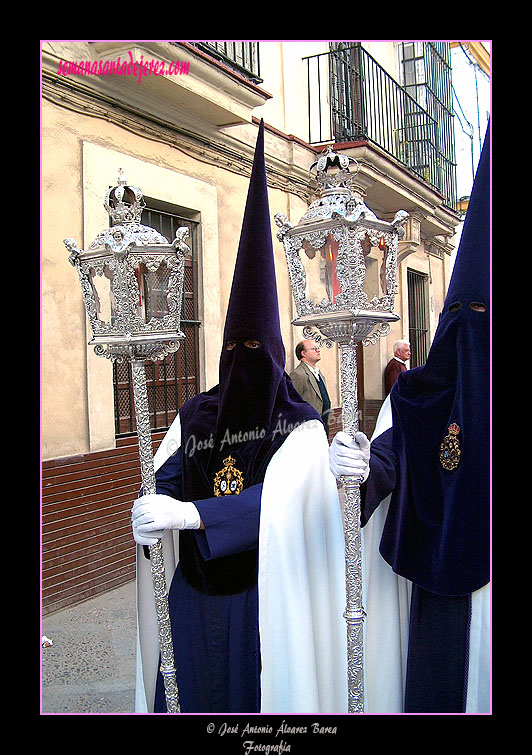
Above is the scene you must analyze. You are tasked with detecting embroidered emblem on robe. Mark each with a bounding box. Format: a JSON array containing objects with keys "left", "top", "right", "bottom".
[
  {"left": 439, "top": 423, "right": 461, "bottom": 471},
  {"left": 214, "top": 455, "right": 244, "bottom": 497}
]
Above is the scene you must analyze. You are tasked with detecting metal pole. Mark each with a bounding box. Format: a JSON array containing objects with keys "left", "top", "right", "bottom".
[
  {"left": 339, "top": 341, "right": 365, "bottom": 713},
  {"left": 131, "top": 358, "right": 180, "bottom": 713}
]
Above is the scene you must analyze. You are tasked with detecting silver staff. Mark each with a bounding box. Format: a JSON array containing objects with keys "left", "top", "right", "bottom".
[
  {"left": 276, "top": 149, "right": 407, "bottom": 712},
  {"left": 65, "top": 171, "right": 190, "bottom": 713}
]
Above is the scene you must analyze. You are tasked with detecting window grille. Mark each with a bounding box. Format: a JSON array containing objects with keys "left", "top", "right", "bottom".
[
  {"left": 113, "top": 206, "right": 200, "bottom": 436},
  {"left": 398, "top": 42, "right": 457, "bottom": 209},
  {"left": 407, "top": 268, "right": 429, "bottom": 368}
]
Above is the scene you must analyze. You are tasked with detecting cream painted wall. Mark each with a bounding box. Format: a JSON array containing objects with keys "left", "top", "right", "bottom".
[
  {"left": 42, "top": 101, "right": 226, "bottom": 459},
  {"left": 42, "top": 96, "right": 325, "bottom": 460},
  {"left": 363, "top": 41, "right": 401, "bottom": 80},
  {"left": 255, "top": 41, "right": 329, "bottom": 143},
  {"left": 42, "top": 103, "right": 90, "bottom": 459}
]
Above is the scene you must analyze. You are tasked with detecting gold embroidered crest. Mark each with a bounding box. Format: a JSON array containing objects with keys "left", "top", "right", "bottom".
[
  {"left": 439, "top": 423, "right": 461, "bottom": 471},
  {"left": 213, "top": 455, "right": 244, "bottom": 497}
]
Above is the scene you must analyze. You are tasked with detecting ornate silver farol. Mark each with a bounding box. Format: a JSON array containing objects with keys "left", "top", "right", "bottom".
[
  {"left": 66, "top": 171, "right": 190, "bottom": 714},
  {"left": 275, "top": 148, "right": 407, "bottom": 713}
]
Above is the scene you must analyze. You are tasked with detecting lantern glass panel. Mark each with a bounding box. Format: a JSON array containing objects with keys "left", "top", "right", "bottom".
[
  {"left": 362, "top": 234, "right": 391, "bottom": 301},
  {"left": 137, "top": 260, "right": 172, "bottom": 323},
  {"left": 299, "top": 232, "right": 342, "bottom": 307},
  {"left": 88, "top": 264, "right": 116, "bottom": 325}
]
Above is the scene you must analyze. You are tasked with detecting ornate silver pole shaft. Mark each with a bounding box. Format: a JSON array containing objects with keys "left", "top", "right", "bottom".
[
  {"left": 131, "top": 358, "right": 180, "bottom": 714},
  {"left": 339, "top": 342, "right": 365, "bottom": 713}
]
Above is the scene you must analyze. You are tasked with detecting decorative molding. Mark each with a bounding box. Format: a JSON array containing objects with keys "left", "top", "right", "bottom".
[{"left": 43, "top": 71, "right": 313, "bottom": 203}]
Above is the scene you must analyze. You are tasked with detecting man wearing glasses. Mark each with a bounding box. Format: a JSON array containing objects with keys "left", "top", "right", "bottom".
[{"left": 290, "top": 340, "right": 331, "bottom": 432}]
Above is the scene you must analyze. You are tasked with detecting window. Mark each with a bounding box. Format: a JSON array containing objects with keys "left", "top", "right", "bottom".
[
  {"left": 407, "top": 269, "right": 429, "bottom": 367},
  {"left": 113, "top": 205, "right": 201, "bottom": 436},
  {"left": 398, "top": 42, "right": 457, "bottom": 209}
]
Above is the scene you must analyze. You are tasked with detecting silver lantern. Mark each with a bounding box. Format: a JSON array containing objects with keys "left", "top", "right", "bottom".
[
  {"left": 275, "top": 148, "right": 408, "bottom": 713},
  {"left": 65, "top": 170, "right": 190, "bottom": 713}
]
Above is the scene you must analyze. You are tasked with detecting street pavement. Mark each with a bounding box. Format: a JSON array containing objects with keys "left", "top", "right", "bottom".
[{"left": 41, "top": 580, "right": 137, "bottom": 714}]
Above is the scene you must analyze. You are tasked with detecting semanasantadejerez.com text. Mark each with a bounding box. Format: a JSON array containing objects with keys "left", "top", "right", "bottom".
[{"left": 56, "top": 50, "right": 190, "bottom": 84}]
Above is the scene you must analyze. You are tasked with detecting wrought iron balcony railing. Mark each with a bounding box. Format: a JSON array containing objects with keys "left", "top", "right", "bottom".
[
  {"left": 190, "top": 42, "right": 262, "bottom": 84},
  {"left": 303, "top": 44, "right": 457, "bottom": 210}
]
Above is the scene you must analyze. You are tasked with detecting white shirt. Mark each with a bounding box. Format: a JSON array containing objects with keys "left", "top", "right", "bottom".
[{"left": 304, "top": 362, "right": 321, "bottom": 380}]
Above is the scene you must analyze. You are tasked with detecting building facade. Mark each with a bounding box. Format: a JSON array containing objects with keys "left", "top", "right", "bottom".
[{"left": 41, "top": 40, "right": 485, "bottom": 612}]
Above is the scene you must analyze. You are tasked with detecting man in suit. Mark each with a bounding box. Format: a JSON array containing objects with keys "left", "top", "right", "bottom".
[
  {"left": 383, "top": 340, "right": 410, "bottom": 396},
  {"left": 290, "top": 340, "right": 331, "bottom": 431}
]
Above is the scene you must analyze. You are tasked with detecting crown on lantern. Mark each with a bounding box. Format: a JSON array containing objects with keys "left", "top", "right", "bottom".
[
  {"left": 297, "top": 147, "right": 377, "bottom": 226},
  {"left": 104, "top": 169, "right": 146, "bottom": 226},
  {"left": 309, "top": 147, "right": 359, "bottom": 195}
]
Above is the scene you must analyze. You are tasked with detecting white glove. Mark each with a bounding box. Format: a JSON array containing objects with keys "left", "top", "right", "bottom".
[
  {"left": 329, "top": 431, "right": 370, "bottom": 482},
  {"left": 131, "top": 493, "right": 201, "bottom": 546}
]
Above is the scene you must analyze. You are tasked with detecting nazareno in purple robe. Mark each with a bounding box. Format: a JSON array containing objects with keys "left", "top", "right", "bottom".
[
  {"left": 150, "top": 120, "right": 320, "bottom": 712},
  {"left": 361, "top": 125, "right": 490, "bottom": 713}
]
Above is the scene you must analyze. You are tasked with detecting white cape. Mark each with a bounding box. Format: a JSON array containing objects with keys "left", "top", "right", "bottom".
[
  {"left": 135, "top": 416, "right": 348, "bottom": 713},
  {"left": 362, "top": 395, "right": 490, "bottom": 713}
]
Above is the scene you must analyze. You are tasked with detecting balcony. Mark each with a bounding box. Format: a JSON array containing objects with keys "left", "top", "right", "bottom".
[
  {"left": 303, "top": 44, "right": 457, "bottom": 210},
  {"left": 46, "top": 41, "right": 271, "bottom": 130},
  {"left": 190, "top": 42, "right": 262, "bottom": 84}
]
